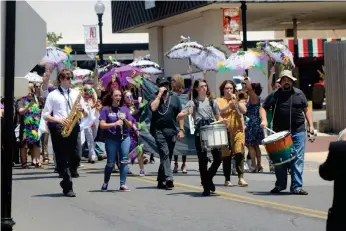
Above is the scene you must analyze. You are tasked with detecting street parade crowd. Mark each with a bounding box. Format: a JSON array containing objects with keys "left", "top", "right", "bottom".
[{"left": 1, "top": 61, "right": 318, "bottom": 198}]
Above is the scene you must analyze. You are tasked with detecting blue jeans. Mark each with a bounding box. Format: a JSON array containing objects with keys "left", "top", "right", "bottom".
[
  {"left": 82, "top": 141, "right": 105, "bottom": 159},
  {"left": 104, "top": 136, "right": 131, "bottom": 186},
  {"left": 274, "top": 131, "right": 306, "bottom": 192}
]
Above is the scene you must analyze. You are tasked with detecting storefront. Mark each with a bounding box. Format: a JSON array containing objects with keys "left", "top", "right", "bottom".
[{"left": 111, "top": 1, "right": 346, "bottom": 98}]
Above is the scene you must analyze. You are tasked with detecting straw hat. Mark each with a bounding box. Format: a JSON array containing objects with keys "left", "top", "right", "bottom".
[{"left": 276, "top": 70, "right": 297, "bottom": 83}]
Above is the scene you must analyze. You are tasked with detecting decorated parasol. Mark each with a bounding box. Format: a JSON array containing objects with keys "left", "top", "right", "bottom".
[
  {"left": 190, "top": 45, "right": 227, "bottom": 71},
  {"left": 100, "top": 65, "right": 143, "bottom": 89},
  {"left": 129, "top": 55, "right": 163, "bottom": 75},
  {"left": 72, "top": 68, "right": 94, "bottom": 85},
  {"left": 165, "top": 36, "right": 203, "bottom": 59},
  {"left": 25, "top": 72, "right": 43, "bottom": 83},
  {"left": 97, "top": 56, "right": 124, "bottom": 78},
  {"left": 41, "top": 46, "right": 73, "bottom": 71},
  {"left": 256, "top": 41, "right": 295, "bottom": 69},
  {"left": 217, "top": 50, "right": 268, "bottom": 75}
]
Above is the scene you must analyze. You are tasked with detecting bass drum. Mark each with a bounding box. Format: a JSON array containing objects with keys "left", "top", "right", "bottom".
[{"left": 262, "top": 131, "right": 295, "bottom": 166}]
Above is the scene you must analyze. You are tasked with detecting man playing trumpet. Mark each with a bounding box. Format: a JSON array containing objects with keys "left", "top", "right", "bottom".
[
  {"left": 42, "top": 68, "right": 88, "bottom": 197},
  {"left": 216, "top": 80, "right": 248, "bottom": 187}
]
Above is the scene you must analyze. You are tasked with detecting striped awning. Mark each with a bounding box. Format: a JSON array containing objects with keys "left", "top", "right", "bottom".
[{"left": 282, "top": 38, "right": 346, "bottom": 58}]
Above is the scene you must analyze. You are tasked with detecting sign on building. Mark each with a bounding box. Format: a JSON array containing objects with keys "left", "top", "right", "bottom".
[
  {"left": 223, "top": 8, "right": 242, "bottom": 53},
  {"left": 83, "top": 24, "right": 99, "bottom": 59}
]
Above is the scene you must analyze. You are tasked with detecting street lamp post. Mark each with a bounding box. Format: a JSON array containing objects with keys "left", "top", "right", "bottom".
[
  {"left": 94, "top": 1, "right": 105, "bottom": 64},
  {"left": 1, "top": 1, "right": 17, "bottom": 230}
]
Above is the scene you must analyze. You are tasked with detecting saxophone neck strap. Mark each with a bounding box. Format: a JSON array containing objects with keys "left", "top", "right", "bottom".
[{"left": 58, "top": 86, "right": 72, "bottom": 110}]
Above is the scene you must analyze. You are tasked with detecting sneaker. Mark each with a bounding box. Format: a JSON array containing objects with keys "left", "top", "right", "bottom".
[
  {"left": 101, "top": 183, "right": 108, "bottom": 191},
  {"left": 270, "top": 186, "right": 286, "bottom": 194},
  {"left": 64, "top": 190, "right": 76, "bottom": 197},
  {"left": 291, "top": 188, "right": 308, "bottom": 195},
  {"left": 202, "top": 190, "right": 211, "bottom": 196},
  {"left": 224, "top": 181, "right": 233, "bottom": 187},
  {"left": 166, "top": 180, "right": 174, "bottom": 190},
  {"left": 157, "top": 181, "right": 166, "bottom": 189},
  {"left": 238, "top": 178, "right": 248, "bottom": 187},
  {"left": 120, "top": 185, "right": 131, "bottom": 192},
  {"left": 139, "top": 169, "right": 145, "bottom": 176}
]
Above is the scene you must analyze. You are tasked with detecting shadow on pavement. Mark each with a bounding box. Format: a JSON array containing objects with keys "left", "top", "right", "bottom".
[
  {"left": 13, "top": 175, "right": 60, "bottom": 181},
  {"left": 247, "top": 191, "right": 292, "bottom": 196},
  {"left": 166, "top": 191, "right": 219, "bottom": 198},
  {"left": 13, "top": 171, "right": 54, "bottom": 176},
  {"left": 135, "top": 186, "right": 158, "bottom": 190},
  {"left": 88, "top": 189, "right": 118, "bottom": 193},
  {"left": 32, "top": 193, "right": 65, "bottom": 198}
]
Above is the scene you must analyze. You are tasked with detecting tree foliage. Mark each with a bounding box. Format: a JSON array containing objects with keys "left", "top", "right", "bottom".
[{"left": 46, "top": 32, "right": 63, "bottom": 45}]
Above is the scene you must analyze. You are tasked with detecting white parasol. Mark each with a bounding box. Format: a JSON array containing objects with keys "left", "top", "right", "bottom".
[
  {"left": 42, "top": 46, "right": 68, "bottom": 64},
  {"left": 73, "top": 69, "right": 93, "bottom": 78},
  {"left": 190, "top": 45, "right": 227, "bottom": 71},
  {"left": 165, "top": 36, "right": 203, "bottom": 59},
  {"left": 257, "top": 41, "right": 295, "bottom": 68},
  {"left": 217, "top": 50, "right": 266, "bottom": 75},
  {"left": 129, "top": 57, "right": 163, "bottom": 75},
  {"left": 25, "top": 72, "right": 43, "bottom": 83}
]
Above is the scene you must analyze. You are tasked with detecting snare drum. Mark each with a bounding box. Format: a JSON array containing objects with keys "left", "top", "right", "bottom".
[
  {"left": 200, "top": 124, "right": 228, "bottom": 149},
  {"left": 262, "top": 131, "right": 295, "bottom": 166}
]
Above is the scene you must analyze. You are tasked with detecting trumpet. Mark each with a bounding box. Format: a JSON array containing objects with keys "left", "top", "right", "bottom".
[{"left": 236, "top": 90, "right": 248, "bottom": 101}]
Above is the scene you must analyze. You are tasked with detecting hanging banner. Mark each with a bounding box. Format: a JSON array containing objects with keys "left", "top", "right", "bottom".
[
  {"left": 223, "top": 8, "right": 242, "bottom": 53},
  {"left": 83, "top": 24, "right": 99, "bottom": 58}
]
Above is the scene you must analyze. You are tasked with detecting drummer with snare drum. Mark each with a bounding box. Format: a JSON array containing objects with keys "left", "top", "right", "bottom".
[
  {"left": 260, "top": 70, "right": 315, "bottom": 195},
  {"left": 177, "top": 79, "right": 224, "bottom": 196},
  {"left": 216, "top": 80, "right": 248, "bottom": 187}
]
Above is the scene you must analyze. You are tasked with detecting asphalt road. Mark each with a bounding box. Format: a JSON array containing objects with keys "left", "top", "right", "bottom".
[
  {"left": 12, "top": 157, "right": 331, "bottom": 231},
  {"left": 11, "top": 109, "right": 331, "bottom": 231}
]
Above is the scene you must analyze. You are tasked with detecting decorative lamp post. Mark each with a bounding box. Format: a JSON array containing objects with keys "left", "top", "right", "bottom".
[{"left": 94, "top": 0, "right": 105, "bottom": 64}]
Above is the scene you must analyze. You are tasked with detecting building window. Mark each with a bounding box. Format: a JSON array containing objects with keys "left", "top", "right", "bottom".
[{"left": 145, "top": 0, "right": 155, "bottom": 10}]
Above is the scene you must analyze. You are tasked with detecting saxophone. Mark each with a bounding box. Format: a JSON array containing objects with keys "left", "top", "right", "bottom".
[{"left": 61, "top": 89, "right": 83, "bottom": 138}]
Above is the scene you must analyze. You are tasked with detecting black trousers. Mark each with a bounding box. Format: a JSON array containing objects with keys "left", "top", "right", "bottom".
[
  {"left": 50, "top": 124, "right": 80, "bottom": 191},
  {"left": 195, "top": 119, "right": 222, "bottom": 191},
  {"left": 154, "top": 131, "right": 176, "bottom": 182},
  {"left": 327, "top": 208, "right": 342, "bottom": 231}
]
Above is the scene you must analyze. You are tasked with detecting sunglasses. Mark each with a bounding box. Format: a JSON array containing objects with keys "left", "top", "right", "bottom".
[{"left": 125, "top": 94, "right": 133, "bottom": 100}]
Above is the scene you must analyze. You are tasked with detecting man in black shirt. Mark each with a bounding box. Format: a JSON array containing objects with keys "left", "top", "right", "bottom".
[
  {"left": 260, "top": 70, "right": 314, "bottom": 195},
  {"left": 150, "top": 77, "right": 184, "bottom": 190}
]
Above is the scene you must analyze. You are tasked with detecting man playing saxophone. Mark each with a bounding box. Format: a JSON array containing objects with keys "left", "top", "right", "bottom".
[{"left": 42, "top": 68, "right": 88, "bottom": 197}]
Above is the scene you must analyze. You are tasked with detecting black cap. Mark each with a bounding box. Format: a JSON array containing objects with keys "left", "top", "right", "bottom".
[{"left": 156, "top": 77, "right": 169, "bottom": 86}]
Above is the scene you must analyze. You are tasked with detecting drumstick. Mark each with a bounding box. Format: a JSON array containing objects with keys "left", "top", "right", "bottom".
[{"left": 264, "top": 127, "right": 276, "bottom": 134}]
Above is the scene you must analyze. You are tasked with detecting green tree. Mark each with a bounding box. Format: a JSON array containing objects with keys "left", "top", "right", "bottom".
[{"left": 46, "top": 32, "right": 63, "bottom": 45}]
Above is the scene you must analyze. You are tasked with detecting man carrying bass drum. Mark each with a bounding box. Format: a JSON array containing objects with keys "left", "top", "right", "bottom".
[
  {"left": 177, "top": 79, "right": 223, "bottom": 196},
  {"left": 260, "top": 70, "right": 315, "bottom": 195}
]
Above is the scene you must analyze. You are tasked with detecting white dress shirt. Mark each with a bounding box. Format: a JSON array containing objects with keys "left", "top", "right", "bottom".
[{"left": 42, "top": 87, "right": 87, "bottom": 120}]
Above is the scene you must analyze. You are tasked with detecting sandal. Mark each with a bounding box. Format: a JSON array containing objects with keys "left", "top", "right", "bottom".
[
  {"left": 35, "top": 163, "right": 44, "bottom": 169},
  {"left": 21, "top": 162, "right": 29, "bottom": 169},
  {"left": 43, "top": 158, "right": 49, "bottom": 165},
  {"left": 173, "top": 163, "right": 178, "bottom": 173},
  {"left": 181, "top": 164, "right": 187, "bottom": 174}
]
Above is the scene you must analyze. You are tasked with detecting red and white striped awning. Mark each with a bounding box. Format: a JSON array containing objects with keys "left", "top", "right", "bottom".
[{"left": 282, "top": 38, "right": 346, "bottom": 58}]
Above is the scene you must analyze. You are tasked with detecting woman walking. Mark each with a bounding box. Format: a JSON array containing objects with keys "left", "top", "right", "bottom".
[{"left": 99, "top": 88, "right": 135, "bottom": 191}]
